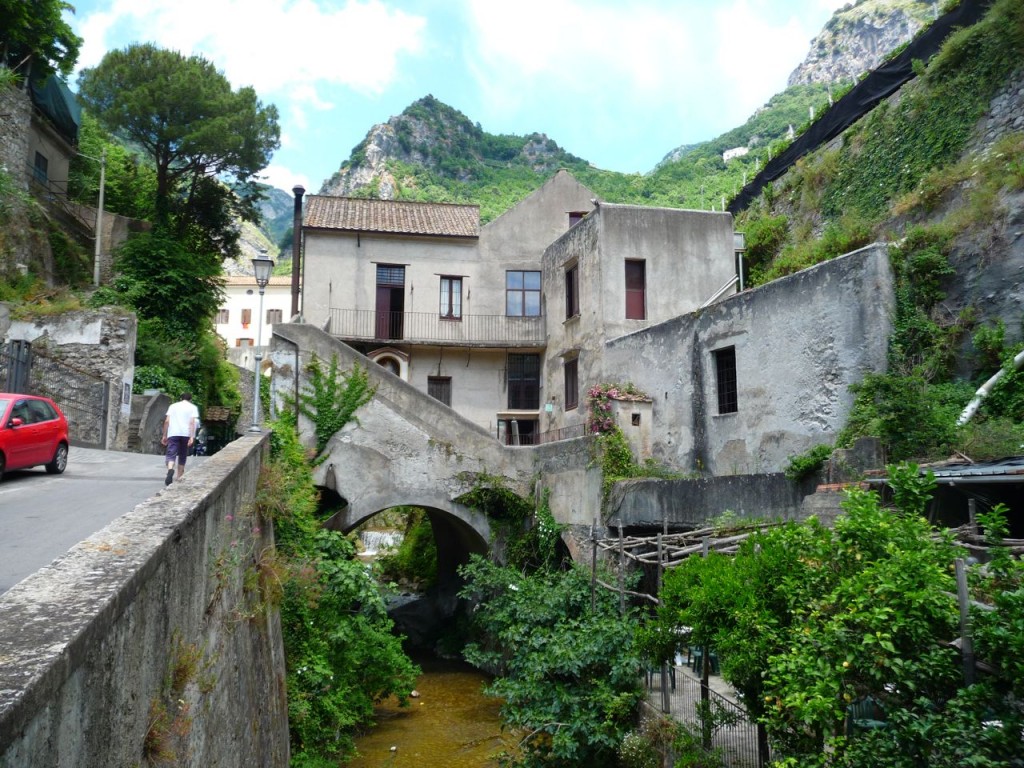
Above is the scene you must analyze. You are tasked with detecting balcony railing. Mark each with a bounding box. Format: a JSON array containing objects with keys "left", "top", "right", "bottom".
[{"left": 328, "top": 308, "right": 545, "bottom": 347}]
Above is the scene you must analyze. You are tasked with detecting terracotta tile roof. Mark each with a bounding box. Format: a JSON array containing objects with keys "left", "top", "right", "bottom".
[
  {"left": 224, "top": 275, "right": 293, "bottom": 286},
  {"left": 304, "top": 196, "right": 480, "bottom": 238}
]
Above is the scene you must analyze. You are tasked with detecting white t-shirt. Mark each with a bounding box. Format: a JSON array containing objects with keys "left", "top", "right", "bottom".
[{"left": 165, "top": 399, "right": 200, "bottom": 438}]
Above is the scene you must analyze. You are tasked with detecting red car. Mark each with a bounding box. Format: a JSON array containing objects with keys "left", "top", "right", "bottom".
[{"left": 0, "top": 393, "right": 70, "bottom": 481}]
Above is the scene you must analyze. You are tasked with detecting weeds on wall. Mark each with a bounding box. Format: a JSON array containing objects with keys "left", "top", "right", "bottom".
[
  {"left": 295, "top": 355, "right": 375, "bottom": 462},
  {"left": 143, "top": 631, "right": 208, "bottom": 765}
]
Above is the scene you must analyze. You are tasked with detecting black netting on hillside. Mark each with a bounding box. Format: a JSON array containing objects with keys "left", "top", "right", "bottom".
[{"left": 728, "top": 0, "right": 994, "bottom": 215}]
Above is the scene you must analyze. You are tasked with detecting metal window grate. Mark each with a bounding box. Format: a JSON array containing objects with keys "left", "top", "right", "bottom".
[
  {"left": 376, "top": 265, "right": 405, "bottom": 286},
  {"left": 714, "top": 347, "right": 738, "bottom": 414},
  {"left": 507, "top": 353, "right": 540, "bottom": 410},
  {"left": 427, "top": 376, "right": 452, "bottom": 406}
]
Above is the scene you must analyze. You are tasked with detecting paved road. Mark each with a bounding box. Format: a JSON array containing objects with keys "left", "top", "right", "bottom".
[{"left": 0, "top": 447, "right": 206, "bottom": 595}]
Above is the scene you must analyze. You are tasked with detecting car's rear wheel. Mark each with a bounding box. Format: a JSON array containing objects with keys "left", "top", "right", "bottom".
[
  {"left": 0, "top": 451, "right": 5, "bottom": 482},
  {"left": 46, "top": 442, "right": 68, "bottom": 474}
]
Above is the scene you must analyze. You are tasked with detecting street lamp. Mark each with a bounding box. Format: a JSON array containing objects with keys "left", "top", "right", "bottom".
[
  {"left": 249, "top": 254, "right": 274, "bottom": 433},
  {"left": 77, "top": 150, "right": 106, "bottom": 286}
]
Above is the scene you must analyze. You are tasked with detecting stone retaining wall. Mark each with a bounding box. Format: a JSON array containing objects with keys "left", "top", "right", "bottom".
[{"left": 0, "top": 433, "right": 289, "bottom": 768}]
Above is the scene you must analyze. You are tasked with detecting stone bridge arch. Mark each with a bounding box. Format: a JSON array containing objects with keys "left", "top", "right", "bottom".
[{"left": 268, "top": 324, "right": 602, "bottom": 575}]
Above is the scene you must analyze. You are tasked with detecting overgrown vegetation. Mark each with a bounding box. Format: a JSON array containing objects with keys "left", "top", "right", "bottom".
[
  {"left": 259, "top": 412, "right": 419, "bottom": 766},
  {"left": 459, "top": 557, "right": 643, "bottom": 768},
  {"left": 295, "top": 356, "right": 375, "bottom": 460},
  {"left": 646, "top": 464, "right": 1024, "bottom": 766}
]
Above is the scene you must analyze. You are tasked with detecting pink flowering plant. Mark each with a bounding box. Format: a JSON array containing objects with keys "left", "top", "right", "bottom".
[{"left": 586, "top": 382, "right": 651, "bottom": 435}]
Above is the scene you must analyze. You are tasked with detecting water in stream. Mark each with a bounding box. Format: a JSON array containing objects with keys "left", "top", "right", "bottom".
[{"left": 345, "top": 656, "right": 509, "bottom": 767}]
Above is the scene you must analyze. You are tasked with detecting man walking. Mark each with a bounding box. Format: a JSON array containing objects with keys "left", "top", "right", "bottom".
[{"left": 161, "top": 391, "right": 200, "bottom": 485}]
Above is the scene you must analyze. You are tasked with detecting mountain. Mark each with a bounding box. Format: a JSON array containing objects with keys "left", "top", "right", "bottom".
[
  {"left": 787, "top": 0, "right": 936, "bottom": 86},
  {"left": 314, "top": 1, "right": 933, "bottom": 222}
]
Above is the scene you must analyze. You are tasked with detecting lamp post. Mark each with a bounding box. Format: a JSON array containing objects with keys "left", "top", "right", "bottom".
[
  {"left": 77, "top": 150, "right": 106, "bottom": 286},
  {"left": 249, "top": 254, "right": 274, "bottom": 433}
]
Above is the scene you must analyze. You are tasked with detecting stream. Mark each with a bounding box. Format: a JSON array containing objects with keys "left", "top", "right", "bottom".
[{"left": 345, "top": 656, "right": 508, "bottom": 767}]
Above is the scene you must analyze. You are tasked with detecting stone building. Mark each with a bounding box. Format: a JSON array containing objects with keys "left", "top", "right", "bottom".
[{"left": 296, "top": 170, "right": 892, "bottom": 475}]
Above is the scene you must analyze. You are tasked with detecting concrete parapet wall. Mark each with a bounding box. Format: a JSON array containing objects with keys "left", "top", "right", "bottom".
[
  {"left": 0, "top": 434, "right": 289, "bottom": 768},
  {"left": 609, "top": 473, "right": 813, "bottom": 529}
]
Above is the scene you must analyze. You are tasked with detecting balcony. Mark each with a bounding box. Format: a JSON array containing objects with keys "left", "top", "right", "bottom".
[{"left": 327, "top": 308, "right": 545, "bottom": 347}]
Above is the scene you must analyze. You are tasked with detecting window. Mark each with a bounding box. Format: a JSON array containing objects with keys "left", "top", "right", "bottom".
[
  {"left": 236, "top": 338, "right": 254, "bottom": 347},
  {"left": 428, "top": 376, "right": 452, "bottom": 406},
  {"left": 625, "top": 260, "right": 646, "bottom": 320},
  {"left": 33, "top": 152, "right": 48, "bottom": 184},
  {"left": 439, "top": 276, "right": 462, "bottom": 319},
  {"left": 565, "top": 264, "right": 579, "bottom": 319},
  {"left": 568, "top": 211, "right": 587, "bottom": 227},
  {"left": 507, "top": 353, "right": 540, "bottom": 410},
  {"left": 27, "top": 399, "right": 56, "bottom": 423},
  {"left": 215, "top": 309, "right": 229, "bottom": 324},
  {"left": 714, "top": 347, "right": 738, "bottom": 414},
  {"left": 266, "top": 308, "right": 283, "bottom": 324},
  {"left": 241, "top": 308, "right": 252, "bottom": 327},
  {"left": 506, "top": 271, "right": 541, "bottom": 317},
  {"left": 564, "top": 357, "right": 579, "bottom": 410}
]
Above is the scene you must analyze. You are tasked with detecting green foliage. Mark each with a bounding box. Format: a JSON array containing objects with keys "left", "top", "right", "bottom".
[
  {"left": 837, "top": 372, "right": 965, "bottom": 461},
  {"left": 784, "top": 443, "right": 833, "bottom": 482},
  {"left": 296, "top": 356, "right": 375, "bottom": 460},
  {"left": 741, "top": 214, "right": 789, "bottom": 283},
  {"left": 504, "top": 489, "right": 566, "bottom": 572},
  {"left": 456, "top": 472, "right": 534, "bottom": 524},
  {"left": 68, "top": 113, "right": 157, "bottom": 220},
  {"left": 260, "top": 414, "right": 419, "bottom": 763},
  {"left": 821, "top": 0, "right": 1023, "bottom": 221},
  {"left": 77, "top": 42, "right": 279, "bottom": 245},
  {"left": 112, "top": 228, "right": 224, "bottom": 335},
  {"left": 459, "top": 557, "right": 643, "bottom": 767},
  {"left": 650, "top": 464, "right": 1024, "bottom": 766},
  {"left": 0, "top": 0, "right": 81, "bottom": 79},
  {"left": 132, "top": 365, "right": 191, "bottom": 399},
  {"left": 46, "top": 222, "right": 91, "bottom": 287},
  {"left": 374, "top": 508, "right": 438, "bottom": 589}
]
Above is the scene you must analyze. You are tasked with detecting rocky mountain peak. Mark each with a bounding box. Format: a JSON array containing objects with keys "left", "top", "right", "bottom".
[
  {"left": 319, "top": 95, "right": 573, "bottom": 197},
  {"left": 788, "top": 0, "right": 936, "bottom": 87}
]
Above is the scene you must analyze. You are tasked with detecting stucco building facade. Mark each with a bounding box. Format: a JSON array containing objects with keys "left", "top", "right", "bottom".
[{"left": 296, "top": 170, "right": 892, "bottom": 475}]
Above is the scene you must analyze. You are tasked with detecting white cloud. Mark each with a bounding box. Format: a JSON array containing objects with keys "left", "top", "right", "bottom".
[
  {"left": 257, "top": 163, "right": 310, "bottom": 194},
  {"left": 73, "top": 0, "right": 427, "bottom": 95}
]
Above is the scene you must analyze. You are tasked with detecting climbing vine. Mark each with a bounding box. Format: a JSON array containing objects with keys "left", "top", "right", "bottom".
[{"left": 296, "top": 355, "right": 375, "bottom": 461}]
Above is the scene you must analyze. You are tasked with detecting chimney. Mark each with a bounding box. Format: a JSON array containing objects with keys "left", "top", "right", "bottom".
[{"left": 291, "top": 185, "right": 305, "bottom": 319}]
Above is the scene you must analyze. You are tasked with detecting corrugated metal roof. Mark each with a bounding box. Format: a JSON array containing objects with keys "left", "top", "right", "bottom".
[
  {"left": 304, "top": 196, "right": 480, "bottom": 238},
  {"left": 928, "top": 456, "right": 1024, "bottom": 479}
]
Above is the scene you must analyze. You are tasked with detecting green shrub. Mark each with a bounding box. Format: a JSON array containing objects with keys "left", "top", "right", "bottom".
[{"left": 784, "top": 443, "right": 833, "bottom": 482}]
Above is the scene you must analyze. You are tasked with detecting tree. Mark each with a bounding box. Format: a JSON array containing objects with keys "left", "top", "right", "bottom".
[
  {"left": 77, "top": 43, "right": 280, "bottom": 251},
  {"left": 0, "top": 0, "right": 81, "bottom": 80}
]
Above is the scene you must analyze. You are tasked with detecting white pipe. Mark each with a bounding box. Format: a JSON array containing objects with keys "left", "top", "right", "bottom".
[
  {"left": 957, "top": 348, "right": 1024, "bottom": 425},
  {"left": 699, "top": 275, "right": 739, "bottom": 310}
]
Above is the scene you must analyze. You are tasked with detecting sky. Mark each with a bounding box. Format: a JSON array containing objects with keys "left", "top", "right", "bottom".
[{"left": 64, "top": 0, "right": 851, "bottom": 195}]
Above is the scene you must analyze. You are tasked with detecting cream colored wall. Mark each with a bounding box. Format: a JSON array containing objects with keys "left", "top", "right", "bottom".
[
  {"left": 216, "top": 278, "right": 292, "bottom": 353},
  {"left": 302, "top": 233, "right": 479, "bottom": 326}
]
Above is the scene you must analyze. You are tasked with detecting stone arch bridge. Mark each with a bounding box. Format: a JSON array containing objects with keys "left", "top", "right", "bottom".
[{"left": 268, "top": 324, "right": 599, "bottom": 589}]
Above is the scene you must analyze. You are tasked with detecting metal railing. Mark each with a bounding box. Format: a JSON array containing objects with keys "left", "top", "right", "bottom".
[
  {"left": 648, "top": 667, "right": 763, "bottom": 767},
  {"left": 537, "top": 423, "right": 588, "bottom": 444},
  {"left": 27, "top": 169, "right": 96, "bottom": 234},
  {"left": 328, "top": 308, "right": 545, "bottom": 346}
]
